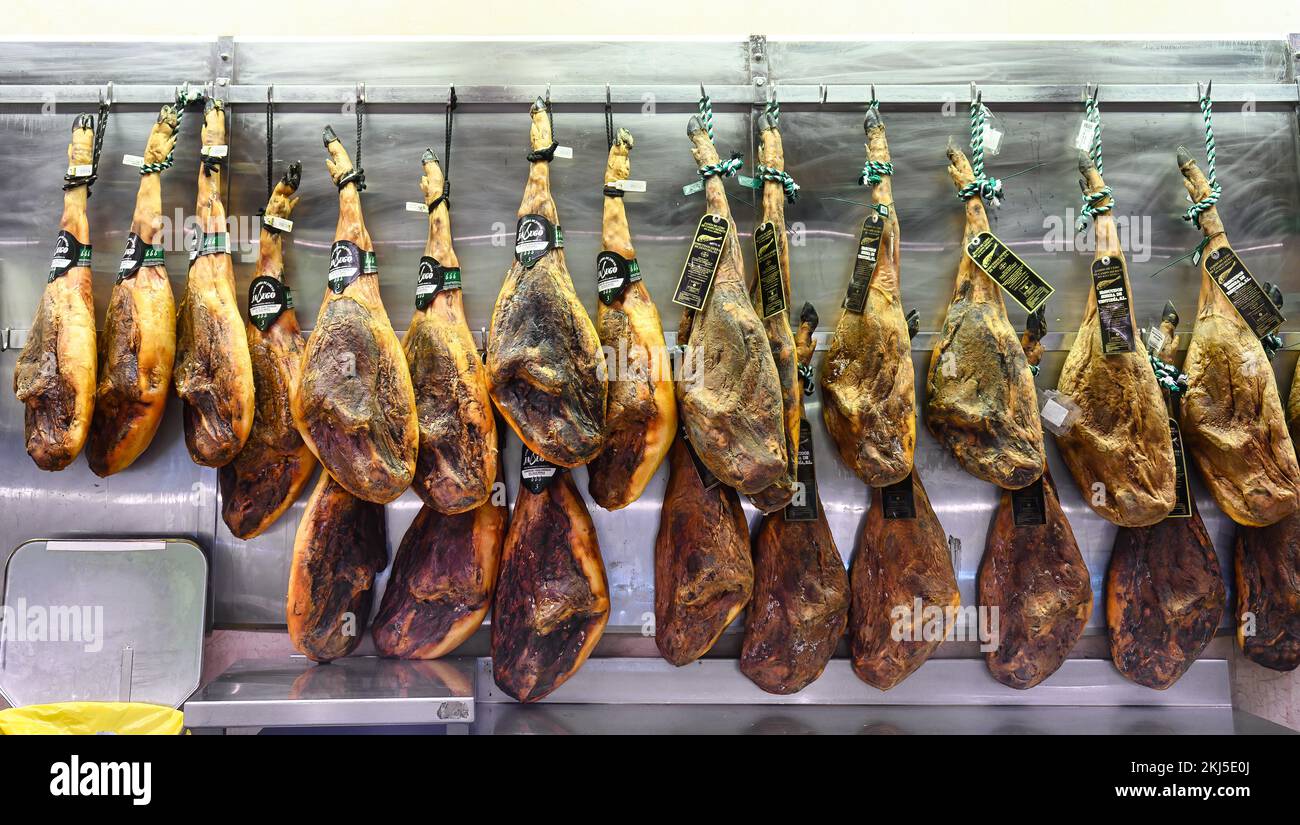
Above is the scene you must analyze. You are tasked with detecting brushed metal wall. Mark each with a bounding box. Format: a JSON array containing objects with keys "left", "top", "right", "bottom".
[{"left": 1, "top": 38, "right": 1297, "bottom": 640}]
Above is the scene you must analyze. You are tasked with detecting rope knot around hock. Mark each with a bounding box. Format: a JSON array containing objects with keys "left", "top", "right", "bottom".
[
  {"left": 755, "top": 164, "right": 800, "bottom": 203},
  {"left": 699, "top": 152, "right": 743, "bottom": 180},
  {"left": 1183, "top": 89, "right": 1222, "bottom": 229},
  {"left": 959, "top": 97, "right": 1004, "bottom": 206}
]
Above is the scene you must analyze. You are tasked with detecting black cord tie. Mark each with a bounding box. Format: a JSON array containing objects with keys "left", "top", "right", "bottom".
[
  {"left": 527, "top": 93, "right": 559, "bottom": 162},
  {"left": 603, "top": 185, "right": 625, "bottom": 198},
  {"left": 339, "top": 88, "right": 367, "bottom": 192},
  {"left": 64, "top": 94, "right": 110, "bottom": 196},
  {"left": 428, "top": 85, "right": 457, "bottom": 211},
  {"left": 604, "top": 84, "right": 615, "bottom": 149}
]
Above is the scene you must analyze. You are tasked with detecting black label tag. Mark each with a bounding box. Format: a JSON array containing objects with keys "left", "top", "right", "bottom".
[
  {"left": 520, "top": 446, "right": 560, "bottom": 493},
  {"left": 1011, "top": 477, "right": 1048, "bottom": 527},
  {"left": 843, "top": 214, "right": 886, "bottom": 313},
  {"left": 784, "top": 420, "right": 818, "bottom": 522},
  {"left": 328, "top": 240, "right": 364, "bottom": 294},
  {"left": 415, "top": 256, "right": 462, "bottom": 310},
  {"left": 754, "top": 221, "right": 787, "bottom": 318},
  {"left": 1203, "top": 246, "right": 1285, "bottom": 338},
  {"left": 515, "top": 214, "right": 561, "bottom": 268},
  {"left": 1092, "top": 256, "right": 1136, "bottom": 354},
  {"left": 882, "top": 473, "right": 917, "bottom": 520},
  {"left": 682, "top": 430, "right": 721, "bottom": 491},
  {"left": 965, "top": 231, "right": 1055, "bottom": 314},
  {"left": 596, "top": 251, "right": 642, "bottom": 306},
  {"left": 248, "top": 276, "right": 289, "bottom": 332},
  {"left": 116, "top": 233, "right": 164, "bottom": 283},
  {"left": 672, "top": 213, "right": 729, "bottom": 311},
  {"left": 48, "top": 230, "right": 91, "bottom": 282},
  {"left": 1167, "top": 418, "right": 1193, "bottom": 519}
]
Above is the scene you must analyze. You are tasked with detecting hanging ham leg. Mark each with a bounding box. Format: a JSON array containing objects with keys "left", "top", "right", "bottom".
[
  {"left": 926, "top": 146, "right": 1044, "bottom": 490},
  {"left": 1055, "top": 153, "right": 1176, "bottom": 526},
  {"left": 677, "top": 116, "right": 786, "bottom": 495},
  {"left": 588, "top": 128, "right": 675, "bottom": 509},
  {"left": 978, "top": 311, "right": 1092, "bottom": 689},
  {"left": 740, "top": 304, "right": 850, "bottom": 694},
  {"left": 292, "top": 127, "right": 418, "bottom": 504},
  {"left": 822, "top": 107, "right": 915, "bottom": 487},
  {"left": 86, "top": 106, "right": 180, "bottom": 477},
  {"left": 654, "top": 434, "right": 753, "bottom": 665},
  {"left": 14, "top": 115, "right": 98, "bottom": 471},
  {"left": 491, "top": 468, "right": 609, "bottom": 702},
  {"left": 1175, "top": 149, "right": 1300, "bottom": 526},
  {"left": 1106, "top": 303, "right": 1225, "bottom": 688},
  {"left": 405, "top": 150, "right": 497, "bottom": 513},
  {"left": 1235, "top": 517, "right": 1300, "bottom": 671},
  {"left": 287, "top": 471, "right": 388, "bottom": 663},
  {"left": 173, "top": 98, "right": 255, "bottom": 467},
  {"left": 219, "top": 165, "right": 315, "bottom": 539},
  {"left": 487, "top": 98, "right": 606, "bottom": 467}
]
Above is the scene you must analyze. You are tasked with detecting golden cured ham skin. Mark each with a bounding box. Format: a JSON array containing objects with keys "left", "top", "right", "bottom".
[
  {"left": 86, "top": 106, "right": 179, "bottom": 477},
  {"left": 1054, "top": 155, "right": 1176, "bottom": 527},
  {"left": 654, "top": 435, "right": 753, "bottom": 665},
  {"left": 219, "top": 165, "right": 316, "bottom": 539},
  {"left": 588, "top": 128, "right": 675, "bottom": 510},
  {"left": 491, "top": 470, "right": 609, "bottom": 702},
  {"left": 925, "top": 146, "right": 1045, "bottom": 490},
  {"left": 676, "top": 116, "right": 786, "bottom": 495},
  {"left": 174, "top": 99, "right": 255, "bottom": 467},
  {"left": 14, "top": 115, "right": 97, "bottom": 471},
  {"left": 287, "top": 471, "right": 388, "bottom": 663},
  {"left": 822, "top": 107, "right": 916, "bottom": 487},
  {"left": 292, "top": 128, "right": 418, "bottom": 504},
  {"left": 1175, "top": 149, "right": 1300, "bottom": 527},
  {"left": 487, "top": 99, "right": 606, "bottom": 468},
  {"left": 405, "top": 151, "right": 497, "bottom": 514}
]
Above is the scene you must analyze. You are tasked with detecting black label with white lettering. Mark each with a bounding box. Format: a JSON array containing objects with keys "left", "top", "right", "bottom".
[
  {"left": 682, "top": 429, "right": 720, "bottom": 491},
  {"left": 1011, "top": 477, "right": 1048, "bottom": 527},
  {"left": 414, "top": 256, "right": 462, "bottom": 310},
  {"left": 672, "top": 213, "right": 728, "bottom": 311},
  {"left": 116, "top": 232, "right": 164, "bottom": 283},
  {"left": 596, "top": 251, "right": 641, "bottom": 305},
  {"left": 754, "top": 220, "right": 786, "bottom": 318},
  {"left": 248, "top": 276, "right": 289, "bottom": 332},
  {"left": 1204, "top": 246, "right": 1285, "bottom": 338},
  {"left": 882, "top": 473, "right": 917, "bottom": 520},
  {"left": 327, "top": 241, "right": 364, "bottom": 294},
  {"left": 520, "top": 446, "right": 560, "bottom": 493},
  {"left": 1092, "top": 256, "right": 1136, "bottom": 354},
  {"left": 965, "top": 231, "right": 1055, "bottom": 314},
  {"left": 48, "top": 230, "right": 91, "bottom": 282},
  {"left": 1167, "top": 418, "right": 1192, "bottom": 519},
  {"left": 843, "top": 214, "right": 886, "bottom": 313},
  {"left": 784, "top": 420, "right": 818, "bottom": 522},
  {"left": 515, "top": 213, "right": 562, "bottom": 269}
]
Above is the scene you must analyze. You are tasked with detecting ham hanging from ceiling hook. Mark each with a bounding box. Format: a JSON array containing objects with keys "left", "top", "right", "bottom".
[{"left": 487, "top": 97, "right": 607, "bottom": 468}]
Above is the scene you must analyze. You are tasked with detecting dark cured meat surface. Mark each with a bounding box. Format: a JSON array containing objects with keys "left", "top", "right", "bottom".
[
  {"left": 1235, "top": 515, "right": 1300, "bottom": 671},
  {"left": 654, "top": 435, "right": 753, "bottom": 665}
]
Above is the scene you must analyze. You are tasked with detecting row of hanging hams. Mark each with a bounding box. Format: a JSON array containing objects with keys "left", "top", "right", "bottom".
[{"left": 13, "top": 92, "right": 1299, "bottom": 702}]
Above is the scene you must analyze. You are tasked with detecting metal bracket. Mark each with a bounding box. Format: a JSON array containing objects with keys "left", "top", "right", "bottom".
[
  {"left": 210, "top": 35, "right": 234, "bottom": 103},
  {"left": 748, "top": 34, "right": 768, "bottom": 89}
]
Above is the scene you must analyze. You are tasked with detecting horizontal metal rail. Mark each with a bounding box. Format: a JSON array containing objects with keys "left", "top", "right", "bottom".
[{"left": 0, "top": 82, "right": 1296, "bottom": 107}]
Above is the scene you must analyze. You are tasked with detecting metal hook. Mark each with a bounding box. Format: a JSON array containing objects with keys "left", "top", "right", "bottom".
[
  {"left": 266, "top": 84, "right": 274, "bottom": 105},
  {"left": 605, "top": 83, "right": 612, "bottom": 109},
  {"left": 101, "top": 81, "right": 113, "bottom": 107},
  {"left": 870, "top": 83, "right": 877, "bottom": 103},
  {"left": 1196, "top": 80, "right": 1213, "bottom": 101},
  {"left": 970, "top": 81, "right": 978, "bottom": 103},
  {"left": 448, "top": 83, "right": 457, "bottom": 111},
  {"left": 355, "top": 81, "right": 366, "bottom": 104},
  {"left": 545, "top": 83, "right": 551, "bottom": 106},
  {"left": 699, "top": 82, "right": 707, "bottom": 100},
  {"left": 818, "top": 83, "right": 827, "bottom": 104}
]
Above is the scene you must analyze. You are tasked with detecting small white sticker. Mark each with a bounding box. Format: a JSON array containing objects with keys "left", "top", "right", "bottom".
[
  {"left": 553, "top": 145, "right": 574, "bottom": 159},
  {"left": 982, "top": 125, "right": 1003, "bottom": 155},
  {"left": 609, "top": 179, "right": 647, "bottom": 193},
  {"left": 682, "top": 179, "right": 704, "bottom": 196},
  {"left": 263, "top": 215, "right": 294, "bottom": 232},
  {"left": 1145, "top": 327, "right": 1165, "bottom": 355},
  {"left": 1041, "top": 398, "right": 1070, "bottom": 428},
  {"left": 406, "top": 201, "right": 429, "bottom": 213},
  {"left": 1074, "top": 119, "right": 1098, "bottom": 152},
  {"left": 122, "top": 154, "right": 144, "bottom": 168},
  {"left": 67, "top": 164, "right": 93, "bottom": 177},
  {"left": 201, "top": 144, "right": 229, "bottom": 158}
]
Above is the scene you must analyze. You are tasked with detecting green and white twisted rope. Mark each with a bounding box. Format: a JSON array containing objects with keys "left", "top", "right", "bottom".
[
  {"left": 1183, "top": 88, "right": 1222, "bottom": 229},
  {"left": 140, "top": 86, "right": 199, "bottom": 176},
  {"left": 765, "top": 96, "right": 780, "bottom": 125},
  {"left": 1149, "top": 354, "right": 1187, "bottom": 394},
  {"left": 698, "top": 90, "right": 716, "bottom": 141},
  {"left": 755, "top": 96, "right": 799, "bottom": 202},
  {"left": 958, "top": 98, "right": 1004, "bottom": 206},
  {"left": 1076, "top": 93, "right": 1113, "bottom": 232},
  {"left": 698, "top": 152, "right": 744, "bottom": 180}
]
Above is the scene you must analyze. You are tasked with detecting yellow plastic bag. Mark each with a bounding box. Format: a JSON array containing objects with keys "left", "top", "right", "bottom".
[{"left": 0, "top": 702, "right": 184, "bottom": 735}]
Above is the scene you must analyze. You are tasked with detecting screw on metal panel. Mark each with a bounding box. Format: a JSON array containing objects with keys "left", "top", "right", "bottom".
[
  {"left": 754, "top": 76, "right": 767, "bottom": 87},
  {"left": 217, "top": 77, "right": 228, "bottom": 86},
  {"left": 219, "top": 52, "right": 231, "bottom": 62}
]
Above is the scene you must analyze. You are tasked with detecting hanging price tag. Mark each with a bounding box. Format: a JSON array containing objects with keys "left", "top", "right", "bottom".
[
  {"left": 1074, "top": 118, "right": 1099, "bottom": 152},
  {"left": 263, "top": 215, "right": 294, "bottom": 233},
  {"left": 553, "top": 146, "right": 574, "bottom": 159},
  {"left": 520, "top": 446, "right": 561, "bottom": 493},
  {"left": 1166, "top": 418, "right": 1193, "bottom": 519},
  {"left": 965, "top": 231, "right": 1055, "bottom": 314},
  {"left": 843, "top": 213, "right": 886, "bottom": 313},
  {"left": 754, "top": 221, "right": 786, "bottom": 318},
  {"left": 1092, "top": 256, "right": 1136, "bottom": 354},
  {"left": 607, "top": 179, "right": 647, "bottom": 193},
  {"left": 122, "top": 154, "right": 145, "bottom": 168},
  {"left": 1203, "top": 245, "right": 1285, "bottom": 338},
  {"left": 672, "top": 213, "right": 728, "bottom": 311},
  {"left": 405, "top": 202, "right": 429, "bottom": 213},
  {"left": 1011, "top": 477, "right": 1047, "bottom": 527},
  {"left": 783, "top": 420, "right": 818, "bottom": 522}
]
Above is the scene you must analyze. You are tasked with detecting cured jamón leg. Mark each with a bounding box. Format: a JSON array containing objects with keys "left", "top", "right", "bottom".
[
  {"left": 292, "top": 127, "right": 418, "bottom": 504},
  {"left": 14, "top": 115, "right": 98, "bottom": 471},
  {"left": 1176, "top": 149, "right": 1300, "bottom": 526},
  {"left": 822, "top": 106, "right": 915, "bottom": 487},
  {"left": 978, "top": 312, "right": 1092, "bottom": 689},
  {"left": 405, "top": 150, "right": 497, "bottom": 514},
  {"left": 654, "top": 434, "right": 753, "bottom": 665},
  {"left": 86, "top": 106, "right": 180, "bottom": 477},
  {"left": 588, "top": 128, "right": 675, "bottom": 510},
  {"left": 287, "top": 471, "right": 388, "bottom": 663},
  {"left": 1235, "top": 517, "right": 1300, "bottom": 671},
  {"left": 1055, "top": 153, "right": 1176, "bottom": 526},
  {"left": 1106, "top": 304, "right": 1225, "bottom": 689},
  {"left": 925, "top": 146, "right": 1044, "bottom": 490},
  {"left": 740, "top": 305, "right": 850, "bottom": 694},
  {"left": 174, "top": 98, "right": 255, "bottom": 467},
  {"left": 677, "top": 116, "right": 786, "bottom": 495},
  {"left": 491, "top": 468, "right": 609, "bottom": 702},
  {"left": 219, "top": 165, "right": 315, "bottom": 539},
  {"left": 487, "top": 98, "right": 606, "bottom": 468}
]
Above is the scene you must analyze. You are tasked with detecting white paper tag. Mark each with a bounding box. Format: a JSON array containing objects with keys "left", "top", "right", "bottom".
[
  {"left": 67, "top": 163, "right": 94, "bottom": 177},
  {"left": 406, "top": 201, "right": 429, "bottom": 213},
  {"left": 263, "top": 215, "right": 293, "bottom": 232},
  {"left": 122, "top": 154, "right": 144, "bottom": 168},
  {"left": 1145, "top": 327, "right": 1165, "bottom": 355},
  {"left": 1074, "top": 119, "right": 1098, "bottom": 152},
  {"left": 553, "top": 145, "right": 574, "bottom": 159},
  {"left": 609, "top": 179, "right": 647, "bottom": 193},
  {"left": 1042, "top": 397, "right": 1070, "bottom": 429},
  {"left": 201, "top": 144, "right": 229, "bottom": 158},
  {"left": 982, "top": 125, "right": 1003, "bottom": 155},
  {"left": 682, "top": 179, "right": 704, "bottom": 196}
]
